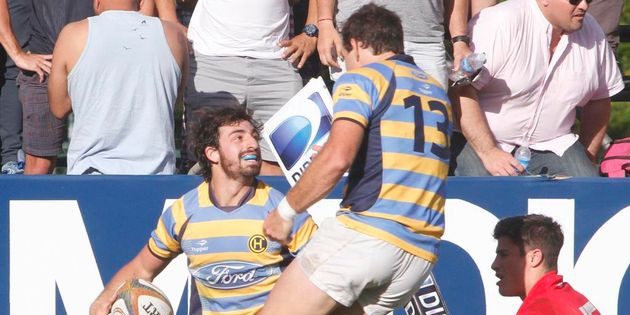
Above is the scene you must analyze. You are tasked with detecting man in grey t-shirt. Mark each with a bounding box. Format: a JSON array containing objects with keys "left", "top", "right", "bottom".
[{"left": 317, "top": 0, "right": 472, "bottom": 89}]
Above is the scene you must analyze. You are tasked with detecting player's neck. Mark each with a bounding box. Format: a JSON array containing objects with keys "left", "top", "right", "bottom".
[
  {"left": 209, "top": 174, "right": 256, "bottom": 207},
  {"left": 523, "top": 267, "right": 552, "bottom": 299}
]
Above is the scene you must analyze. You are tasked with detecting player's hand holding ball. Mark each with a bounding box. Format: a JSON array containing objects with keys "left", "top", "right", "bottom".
[
  {"left": 90, "top": 290, "right": 117, "bottom": 315},
  {"left": 90, "top": 279, "right": 173, "bottom": 315}
]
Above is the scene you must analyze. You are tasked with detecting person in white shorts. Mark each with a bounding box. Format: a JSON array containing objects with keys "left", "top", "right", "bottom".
[{"left": 260, "top": 4, "right": 452, "bottom": 315}]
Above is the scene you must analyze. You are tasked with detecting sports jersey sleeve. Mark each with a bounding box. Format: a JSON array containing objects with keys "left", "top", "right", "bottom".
[
  {"left": 148, "top": 198, "right": 187, "bottom": 259},
  {"left": 287, "top": 213, "right": 318, "bottom": 255},
  {"left": 332, "top": 72, "right": 377, "bottom": 127}
]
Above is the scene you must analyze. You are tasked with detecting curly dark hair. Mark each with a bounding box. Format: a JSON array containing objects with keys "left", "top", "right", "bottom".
[
  {"left": 493, "top": 214, "right": 564, "bottom": 270},
  {"left": 341, "top": 3, "right": 404, "bottom": 55},
  {"left": 188, "top": 106, "right": 261, "bottom": 182}
]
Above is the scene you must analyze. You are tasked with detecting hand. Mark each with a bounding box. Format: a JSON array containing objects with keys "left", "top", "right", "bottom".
[
  {"left": 452, "top": 41, "right": 472, "bottom": 71},
  {"left": 479, "top": 147, "right": 524, "bottom": 176},
  {"left": 263, "top": 209, "right": 294, "bottom": 245},
  {"left": 13, "top": 51, "right": 52, "bottom": 83},
  {"left": 316, "top": 20, "right": 345, "bottom": 68},
  {"left": 89, "top": 292, "right": 117, "bottom": 315},
  {"left": 279, "top": 33, "right": 317, "bottom": 69}
]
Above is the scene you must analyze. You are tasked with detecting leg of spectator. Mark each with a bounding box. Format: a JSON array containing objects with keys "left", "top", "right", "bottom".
[
  {"left": 405, "top": 41, "right": 448, "bottom": 90},
  {"left": 451, "top": 132, "right": 492, "bottom": 176},
  {"left": 248, "top": 58, "right": 302, "bottom": 176},
  {"left": 18, "top": 71, "right": 64, "bottom": 174},
  {"left": 560, "top": 141, "right": 599, "bottom": 176},
  {"left": 0, "top": 66, "right": 22, "bottom": 167},
  {"left": 527, "top": 142, "right": 598, "bottom": 177},
  {"left": 527, "top": 150, "right": 568, "bottom": 176},
  {"left": 24, "top": 154, "right": 56, "bottom": 174},
  {"left": 183, "top": 54, "right": 246, "bottom": 170}
]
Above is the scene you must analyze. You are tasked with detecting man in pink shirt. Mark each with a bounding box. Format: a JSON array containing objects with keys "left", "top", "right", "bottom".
[
  {"left": 492, "top": 214, "right": 600, "bottom": 314},
  {"left": 450, "top": 0, "right": 623, "bottom": 176}
]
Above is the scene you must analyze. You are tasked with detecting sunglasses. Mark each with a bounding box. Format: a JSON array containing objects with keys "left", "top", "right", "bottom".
[{"left": 568, "top": 0, "right": 592, "bottom": 5}]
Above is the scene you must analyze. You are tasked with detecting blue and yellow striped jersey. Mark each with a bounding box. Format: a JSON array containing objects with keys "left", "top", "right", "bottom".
[
  {"left": 332, "top": 54, "right": 452, "bottom": 263},
  {"left": 148, "top": 180, "right": 317, "bottom": 315}
]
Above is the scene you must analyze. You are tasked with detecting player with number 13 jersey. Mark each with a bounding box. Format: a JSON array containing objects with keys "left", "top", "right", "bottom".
[{"left": 332, "top": 54, "right": 452, "bottom": 263}]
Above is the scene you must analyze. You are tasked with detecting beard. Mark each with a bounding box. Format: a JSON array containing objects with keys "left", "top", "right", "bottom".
[{"left": 219, "top": 150, "right": 261, "bottom": 180}]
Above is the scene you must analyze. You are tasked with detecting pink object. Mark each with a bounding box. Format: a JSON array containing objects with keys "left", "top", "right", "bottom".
[{"left": 600, "top": 138, "right": 630, "bottom": 177}]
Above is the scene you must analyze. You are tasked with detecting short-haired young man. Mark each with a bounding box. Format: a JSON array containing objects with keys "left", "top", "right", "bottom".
[
  {"left": 261, "top": 4, "right": 451, "bottom": 315},
  {"left": 89, "top": 107, "right": 317, "bottom": 315},
  {"left": 492, "top": 214, "right": 600, "bottom": 315}
]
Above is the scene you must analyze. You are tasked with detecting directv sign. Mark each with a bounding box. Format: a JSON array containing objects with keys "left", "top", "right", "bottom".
[
  {"left": 1, "top": 176, "right": 629, "bottom": 315},
  {"left": 264, "top": 77, "right": 334, "bottom": 185}
]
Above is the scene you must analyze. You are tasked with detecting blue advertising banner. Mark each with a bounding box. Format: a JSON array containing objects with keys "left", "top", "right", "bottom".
[{"left": 1, "top": 176, "right": 629, "bottom": 315}]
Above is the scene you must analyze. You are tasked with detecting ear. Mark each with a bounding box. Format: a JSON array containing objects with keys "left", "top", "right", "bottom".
[
  {"left": 138, "top": 0, "right": 145, "bottom": 11},
  {"left": 205, "top": 146, "right": 219, "bottom": 164},
  {"left": 350, "top": 39, "right": 361, "bottom": 63},
  {"left": 93, "top": 0, "right": 101, "bottom": 14},
  {"left": 527, "top": 248, "right": 544, "bottom": 268}
]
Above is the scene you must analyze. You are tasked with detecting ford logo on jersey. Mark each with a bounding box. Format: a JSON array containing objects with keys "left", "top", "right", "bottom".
[
  {"left": 192, "top": 261, "right": 278, "bottom": 290},
  {"left": 269, "top": 92, "right": 332, "bottom": 169}
]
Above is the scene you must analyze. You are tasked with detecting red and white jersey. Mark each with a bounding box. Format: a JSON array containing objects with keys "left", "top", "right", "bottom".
[{"left": 518, "top": 272, "right": 600, "bottom": 315}]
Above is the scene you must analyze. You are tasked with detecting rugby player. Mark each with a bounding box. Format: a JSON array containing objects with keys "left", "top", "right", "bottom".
[
  {"left": 89, "top": 107, "right": 317, "bottom": 315},
  {"left": 261, "top": 4, "right": 452, "bottom": 314}
]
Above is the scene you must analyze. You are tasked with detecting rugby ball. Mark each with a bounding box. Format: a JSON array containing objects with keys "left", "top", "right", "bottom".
[{"left": 110, "top": 279, "right": 173, "bottom": 315}]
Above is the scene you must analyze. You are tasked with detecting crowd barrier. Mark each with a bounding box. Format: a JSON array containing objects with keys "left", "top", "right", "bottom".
[{"left": 1, "top": 176, "right": 629, "bottom": 315}]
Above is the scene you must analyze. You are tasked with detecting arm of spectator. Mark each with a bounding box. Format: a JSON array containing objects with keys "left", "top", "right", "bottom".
[
  {"left": 279, "top": 0, "right": 318, "bottom": 69},
  {"left": 470, "top": 0, "right": 497, "bottom": 17},
  {"left": 162, "top": 19, "right": 189, "bottom": 107},
  {"left": 48, "top": 21, "right": 87, "bottom": 119},
  {"left": 316, "top": 0, "right": 344, "bottom": 68},
  {"left": 445, "top": 0, "right": 472, "bottom": 70},
  {"left": 455, "top": 85, "right": 523, "bottom": 176},
  {"left": 89, "top": 246, "right": 171, "bottom": 315},
  {"left": 139, "top": 0, "right": 156, "bottom": 16},
  {"left": 152, "top": 0, "right": 179, "bottom": 23},
  {"left": 579, "top": 97, "right": 611, "bottom": 164},
  {"left": 0, "top": 0, "right": 51, "bottom": 82}
]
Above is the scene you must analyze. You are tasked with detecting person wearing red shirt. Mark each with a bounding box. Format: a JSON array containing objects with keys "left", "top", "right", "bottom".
[{"left": 491, "top": 214, "right": 600, "bottom": 315}]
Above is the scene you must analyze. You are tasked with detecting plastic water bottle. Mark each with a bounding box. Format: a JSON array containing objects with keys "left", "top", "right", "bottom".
[
  {"left": 514, "top": 146, "right": 531, "bottom": 174},
  {"left": 448, "top": 53, "right": 487, "bottom": 86}
]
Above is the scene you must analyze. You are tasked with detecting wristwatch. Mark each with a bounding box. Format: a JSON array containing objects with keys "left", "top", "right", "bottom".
[
  {"left": 451, "top": 35, "right": 471, "bottom": 45},
  {"left": 303, "top": 24, "right": 319, "bottom": 37}
]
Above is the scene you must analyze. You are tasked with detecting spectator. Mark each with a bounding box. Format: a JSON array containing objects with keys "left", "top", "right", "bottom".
[
  {"left": 48, "top": 0, "right": 188, "bottom": 175},
  {"left": 451, "top": 0, "right": 623, "bottom": 176},
  {"left": 0, "top": 0, "right": 51, "bottom": 174},
  {"left": 317, "top": 0, "right": 472, "bottom": 90},
  {"left": 152, "top": 0, "right": 319, "bottom": 175},
  {"left": 470, "top": 0, "right": 496, "bottom": 17},
  {"left": 492, "top": 214, "right": 600, "bottom": 314},
  {"left": 588, "top": 0, "right": 624, "bottom": 55},
  {"left": 18, "top": 0, "right": 94, "bottom": 174}
]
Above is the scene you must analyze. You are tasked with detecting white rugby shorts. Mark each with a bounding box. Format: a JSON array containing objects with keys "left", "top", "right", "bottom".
[{"left": 297, "top": 217, "right": 433, "bottom": 315}]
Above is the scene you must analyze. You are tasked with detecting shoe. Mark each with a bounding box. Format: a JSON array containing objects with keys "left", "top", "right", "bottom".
[{"left": 1, "top": 161, "right": 24, "bottom": 174}]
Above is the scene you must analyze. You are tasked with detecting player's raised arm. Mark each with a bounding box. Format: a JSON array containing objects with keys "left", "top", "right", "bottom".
[{"left": 89, "top": 246, "right": 171, "bottom": 315}]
